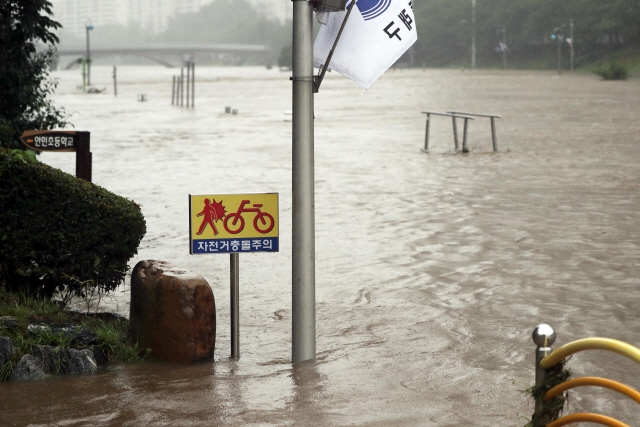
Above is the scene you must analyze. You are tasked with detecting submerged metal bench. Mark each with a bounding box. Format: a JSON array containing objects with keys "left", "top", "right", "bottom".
[
  {"left": 421, "top": 111, "right": 474, "bottom": 152},
  {"left": 447, "top": 111, "right": 501, "bottom": 152}
]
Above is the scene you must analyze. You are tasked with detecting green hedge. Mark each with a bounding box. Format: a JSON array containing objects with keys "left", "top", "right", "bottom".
[
  {"left": 0, "top": 148, "right": 146, "bottom": 298},
  {"left": 594, "top": 62, "right": 629, "bottom": 80}
]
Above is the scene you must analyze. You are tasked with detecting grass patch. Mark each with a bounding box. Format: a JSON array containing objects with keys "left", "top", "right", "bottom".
[
  {"left": 0, "top": 287, "right": 148, "bottom": 380},
  {"left": 523, "top": 358, "right": 571, "bottom": 427}
]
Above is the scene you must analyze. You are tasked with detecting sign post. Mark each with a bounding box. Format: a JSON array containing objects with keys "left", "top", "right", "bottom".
[
  {"left": 189, "top": 193, "right": 279, "bottom": 359},
  {"left": 20, "top": 131, "right": 92, "bottom": 182},
  {"left": 230, "top": 252, "right": 240, "bottom": 358}
]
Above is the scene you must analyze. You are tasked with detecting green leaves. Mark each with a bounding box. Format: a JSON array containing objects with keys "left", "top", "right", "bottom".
[
  {"left": 0, "top": 1, "right": 69, "bottom": 151},
  {"left": 9, "top": 149, "right": 36, "bottom": 164},
  {"left": 0, "top": 148, "right": 146, "bottom": 299}
]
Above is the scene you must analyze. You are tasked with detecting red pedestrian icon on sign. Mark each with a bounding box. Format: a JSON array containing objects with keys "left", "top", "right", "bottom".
[{"left": 196, "top": 198, "right": 226, "bottom": 235}]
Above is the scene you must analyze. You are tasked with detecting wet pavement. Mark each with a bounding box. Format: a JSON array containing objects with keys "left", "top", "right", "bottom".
[{"left": 1, "top": 66, "right": 639, "bottom": 426}]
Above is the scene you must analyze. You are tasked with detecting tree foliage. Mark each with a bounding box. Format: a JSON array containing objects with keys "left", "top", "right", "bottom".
[
  {"left": 0, "top": 0, "right": 69, "bottom": 150},
  {"left": 412, "top": 0, "right": 640, "bottom": 68},
  {"left": 157, "top": 0, "right": 291, "bottom": 63}
]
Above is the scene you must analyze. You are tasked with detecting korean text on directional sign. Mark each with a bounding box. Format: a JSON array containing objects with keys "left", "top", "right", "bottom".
[
  {"left": 189, "top": 193, "right": 279, "bottom": 254},
  {"left": 20, "top": 130, "right": 78, "bottom": 152}
]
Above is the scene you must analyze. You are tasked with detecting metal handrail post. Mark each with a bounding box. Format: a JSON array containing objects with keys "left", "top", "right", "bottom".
[
  {"left": 533, "top": 324, "right": 556, "bottom": 411},
  {"left": 424, "top": 113, "right": 430, "bottom": 150},
  {"left": 452, "top": 116, "right": 459, "bottom": 151},
  {"left": 490, "top": 117, "right": 497, "bottom": 151},
  {"left": 462, "top": 117, "right": 470, "bottom": 152}
]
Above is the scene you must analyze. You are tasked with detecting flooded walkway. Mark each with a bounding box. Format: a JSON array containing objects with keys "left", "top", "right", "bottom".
[{"left": 2, "top": 67, "right": 639, "bottom": 426}]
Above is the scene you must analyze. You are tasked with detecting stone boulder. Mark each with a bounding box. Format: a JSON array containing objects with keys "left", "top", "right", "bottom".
[
  {"left": 28, "top": 323, "right": 100, "bottom": 347},
  {"left": 0, "top": 336, "right": 17, "bottom": 367},
  {"left": 0, "top": 316, "right": 19, "bottom": 330},
  {"left": 30, "top": 345, "right": 97, "bottom": 375},
  {"left": 12, "top": 354, "right": 47, "bottom": 380},
  {"left": 130, "top": 260, "right": 216, "bottom": 363}
]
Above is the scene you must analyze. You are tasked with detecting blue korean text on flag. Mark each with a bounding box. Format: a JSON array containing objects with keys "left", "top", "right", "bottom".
[{"left": 313, "top": 0, "right": 417, "bottom": 89}]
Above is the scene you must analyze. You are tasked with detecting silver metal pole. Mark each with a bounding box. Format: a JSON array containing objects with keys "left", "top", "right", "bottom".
[
  {"left": 532, "top": 324, "right": 556, "bottom": 411},
  {"left": 570, "top": 18, "right": 574, "bottom": 72},
  {"left": 113, "top": 66, "right": 117, "bottom": 96},
  {"left": 180, "top": 67, "right": 185, "bottom": 106},
  {"left": 452, "top": 116, "right": 459, "bottom": 151},
  {"left": 191, "top": 62, "right": 195, "bottom": 108},
  {"left": 462, "top": 118, "right": 470, "bottom": 152},
  {"left": 186, "top": 61, "right": 191, "bottom": 108},
  {"left": 176, "top": 76, "right": 180, "bottom": 106},
  {"left": 172, "top": 76, "right": 176, "bottom": 105},
  {"left": 424, "top": 113, "right": 430, "bottom": 151},
  {"left": 557, "top": 38, "right": 562, "bottom": 76},
  {"left": 502, "top": 26, "right": 507, "bottom": 70},
  {"left": 490, "top": 117, "right": 497, "bottom": 151},
  {"left": 292, "top": 0, "right": 316, "bottom": 364},
  {"left": 231, "top": 253, "right": 240, "bottom": 359},
  {"left": 86, "top": 27, "right": 91, "bottom": 86},
  {"left": 471, "top": 0, "right": 476, "bottom": 69}
]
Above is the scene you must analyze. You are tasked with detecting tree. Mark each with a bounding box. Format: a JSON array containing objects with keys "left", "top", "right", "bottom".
[
  {"left": 0, "top": 0, "right": 69, "bottom": 151},
  {"left": 157, "top": 0, "right": 291, "bottom": 64}
]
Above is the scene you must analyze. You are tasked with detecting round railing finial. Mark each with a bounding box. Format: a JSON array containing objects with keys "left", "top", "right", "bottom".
[{"left": 532, "top": 324, "right": 556, "bottom": 347}]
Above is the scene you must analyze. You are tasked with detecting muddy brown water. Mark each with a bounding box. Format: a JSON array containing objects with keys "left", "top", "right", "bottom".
[{"left": 1, "top": 67, "right": 639, "bottom": 426}]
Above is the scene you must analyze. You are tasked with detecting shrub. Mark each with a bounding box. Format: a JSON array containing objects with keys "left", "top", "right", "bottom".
[
  {"left": 0, "top": 148, "right": 146, "bottom": 299},
  {"left": 593, "top": 62, "right": 629, "bottom": 80}
]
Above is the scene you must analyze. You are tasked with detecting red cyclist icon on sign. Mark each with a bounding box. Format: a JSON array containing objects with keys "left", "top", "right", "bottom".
[
  {"left": 196, "top": 198, "right": 226, "bottom": 236},
  {"left": 224, "top": 200, "right": 275, "bottom": 234}
]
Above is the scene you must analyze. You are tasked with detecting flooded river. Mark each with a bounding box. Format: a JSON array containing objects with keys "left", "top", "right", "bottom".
[{"left": 1, "top": 66, "right": 639, "bottom": 426}]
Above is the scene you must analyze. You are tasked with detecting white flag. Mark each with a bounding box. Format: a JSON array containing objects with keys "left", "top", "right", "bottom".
[{"left": 313, "top": 0, "right": 417, "bottom": 89}]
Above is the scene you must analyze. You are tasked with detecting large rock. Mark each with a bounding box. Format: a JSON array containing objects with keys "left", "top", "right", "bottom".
[
  {"left": 30, "top": 345, "right": 97, "bottom": 375},
  {"left": 0, "top": 316, "right": 19, "bottom": 330},
  {"left": 12, "top": 354, "right": 47, "bottom": 380},
  {"left": 0, "top": 336, "right": 17, "bottom": 367},
  {"left": 28, "top": 323, "right": 100, "bottom": 347},
  {"left": 130, "top": 260, "right": 216, "bottom": 363}
]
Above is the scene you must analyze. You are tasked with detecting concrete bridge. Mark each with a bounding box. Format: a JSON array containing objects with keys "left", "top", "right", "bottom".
[{"left": 54, "top": 43, "right": 270, "bottom": 68}]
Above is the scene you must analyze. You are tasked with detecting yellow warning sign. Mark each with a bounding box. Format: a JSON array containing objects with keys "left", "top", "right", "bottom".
[{"left": 189, "top": 193, "right": 278, "bottom": 254}]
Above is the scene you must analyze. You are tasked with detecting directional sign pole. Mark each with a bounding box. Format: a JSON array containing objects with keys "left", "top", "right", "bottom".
[
  {"left": 75, "top": 131, "right": 92, "bottom": 182},
  {"left": 291, "top": 0, "right": 316, "bottom": 364},
  {"left": 230, "top": 253, "right": 240, "bottom": 359}
]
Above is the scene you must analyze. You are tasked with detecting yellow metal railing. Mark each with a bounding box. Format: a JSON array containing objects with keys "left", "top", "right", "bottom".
[
  {"left": 540, "top": 338, "right": 640, "bottom": 369},
  {"left": 543, "top": 377, "right": 640, "bottom": 405},
  {"left": 531, "top": 324, "right": 640, "bottom": 427},
  {"left": 546, "top": 413, "right": 631, "bottom": 427}
]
